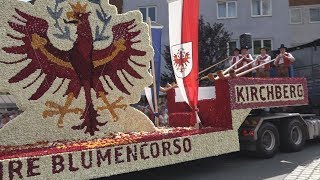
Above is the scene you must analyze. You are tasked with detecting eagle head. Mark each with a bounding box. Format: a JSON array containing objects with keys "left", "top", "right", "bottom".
[{"left": 65, "top": 2, "right": 91, "bottom": 25}]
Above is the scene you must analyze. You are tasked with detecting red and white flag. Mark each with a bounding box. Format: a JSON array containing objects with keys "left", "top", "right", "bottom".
[{"left": 168, "top": 0, "right": 200, "bottom": 123}]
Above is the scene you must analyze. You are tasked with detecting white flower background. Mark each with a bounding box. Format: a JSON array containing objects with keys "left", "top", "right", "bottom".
[
  {"left": 0, "top": 0, "right": 156, "bottom": 146},
  {"left": 0, "top": 109, "right": 251, "bottom": 180}
]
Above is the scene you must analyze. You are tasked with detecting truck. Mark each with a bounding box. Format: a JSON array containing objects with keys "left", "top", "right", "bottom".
[
  {"left": 0, "top": 1, "right": 319, "bottom": 179},
  {"left": 166, "top": 77, "right": 320, "bottom": 158}
]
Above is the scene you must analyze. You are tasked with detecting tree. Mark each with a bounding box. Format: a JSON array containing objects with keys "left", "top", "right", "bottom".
[
  {"left": 161, "top": 16, "right": 232, "bottom": 86},
  {"left": 161, "top": 45, "right": 175, "bottom": 85}
]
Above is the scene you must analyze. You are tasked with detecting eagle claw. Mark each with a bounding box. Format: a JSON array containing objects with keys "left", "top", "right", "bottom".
[
  {"left": 97, "top": 92, "right": 127, "bottom": 122},
  {"left": 42, "top": 93, "right": 83, "bottom": 127}
]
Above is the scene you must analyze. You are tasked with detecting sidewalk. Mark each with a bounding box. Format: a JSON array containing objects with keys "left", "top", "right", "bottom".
[{"left": 285, "top": 158, "right": 320, "bottom": 180}]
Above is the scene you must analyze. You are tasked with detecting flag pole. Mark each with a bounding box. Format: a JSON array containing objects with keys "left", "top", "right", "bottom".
[
  {"left": 198, "top": 56, "right": 230, "bottom": 75},
  {"left": 147, "top": 17, "right": 160, "bottom": 127}
]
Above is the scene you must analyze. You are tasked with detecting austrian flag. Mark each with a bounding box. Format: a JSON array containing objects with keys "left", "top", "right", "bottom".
[{"left": 168, "top": 0, "right": 200, "bottom": 123}]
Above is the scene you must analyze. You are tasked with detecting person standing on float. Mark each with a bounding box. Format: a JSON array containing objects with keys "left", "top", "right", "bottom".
[
  {"left": 238, "top": 46, "right": 254, "bottom": 77},
  {"left": 274, "top": 44, "right": 295, "bottom": 77},
  {"left": 229, "top": 48, "right": 241, "bottom": 69},
  {"left": 255, "top": 47, "right": 271, "bottom": 78}
]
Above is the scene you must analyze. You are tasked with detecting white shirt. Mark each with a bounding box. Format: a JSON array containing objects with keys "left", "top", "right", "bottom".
[
  {"left": 229, "top": 55, "right": 241, "bottom": 67},
  {"left": 241, "top": 54, "right": 254, "bottom": 67},
  {"left": 277, "top": 53, "right": 295, "bottom": 65},
  {"left": 255, "top": 54, "right": 271, "bottom": 68}
]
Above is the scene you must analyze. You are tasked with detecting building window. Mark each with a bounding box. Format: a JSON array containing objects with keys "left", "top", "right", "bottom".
[
  {"left": 217, "top": 1, "right": 237, "bottom": 19},
  {"left": 252, "top": 39, "right": 272, "bottom": 55},
  {"left": 228, "top": 41, "right": 238, "bottom": 56},
  {"left": 251, "top": 0, "right": 272, "bottom": 17},
  {"left": 139, "top": 6, "right": 157, "bottom": 22},
  {"left": 290, "top": 8, "right": 302, "bottom": 24},
  {"left": 310, "top": 7, "right": 320, "bottom": 23}
]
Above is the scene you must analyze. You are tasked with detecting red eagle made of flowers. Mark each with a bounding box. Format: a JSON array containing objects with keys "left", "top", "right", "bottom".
[{"left": 0, "top": 0, "right": 153, "bottom": 136}]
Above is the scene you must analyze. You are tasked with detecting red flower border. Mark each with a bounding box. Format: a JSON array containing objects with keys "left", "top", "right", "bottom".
[{"left": 0, "top": 126, "right": 229, "bottom": 161}]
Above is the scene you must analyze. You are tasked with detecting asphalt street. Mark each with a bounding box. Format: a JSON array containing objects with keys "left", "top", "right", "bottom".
[{"left": 97, "top": 140, "right": 320, "bottom": 180}]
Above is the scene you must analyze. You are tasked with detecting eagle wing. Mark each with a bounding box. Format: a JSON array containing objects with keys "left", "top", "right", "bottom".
[
  {"left": 1, "top": 9, "right": 78, "bottom": 100},
  {"left": 92, "top": 20, "right": 147, "bottom": 95}
]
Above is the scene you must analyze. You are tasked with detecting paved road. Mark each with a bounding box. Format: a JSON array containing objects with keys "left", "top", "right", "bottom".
[{"left": 98, "top": 140, "right": 320, "bottom": 180}]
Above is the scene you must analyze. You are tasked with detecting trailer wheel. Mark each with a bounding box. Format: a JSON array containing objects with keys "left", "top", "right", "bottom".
[
  {"left": 256, "top": 122, "right": 279, "bottom": 158},
  {"left": 280, "top": 119, "right": 306, "bottom": 152}
]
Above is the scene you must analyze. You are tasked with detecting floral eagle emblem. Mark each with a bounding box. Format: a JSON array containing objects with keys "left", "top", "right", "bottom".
[{"left": 0, "top": 0, "right": 154, "bottom": 137}]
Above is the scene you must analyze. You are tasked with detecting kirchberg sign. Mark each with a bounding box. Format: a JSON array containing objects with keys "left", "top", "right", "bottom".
[{"left": 229, "top": 78, "right": 309, "bottom": 109}]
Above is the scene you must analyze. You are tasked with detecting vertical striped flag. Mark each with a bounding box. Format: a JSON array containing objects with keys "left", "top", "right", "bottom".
[
  {"left": 168, "top": 0, "right": 200, "bottom": 124},
  {"left": 145, "top": 24, "right": 163, "bottom": 115}
]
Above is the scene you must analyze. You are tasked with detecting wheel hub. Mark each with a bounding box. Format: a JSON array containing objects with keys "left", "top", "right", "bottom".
[
  {"left": 291, "top": 126, "right": 302, "bottom": 145},
  {"left": 262, "top": 130, "right": 276, "bottom": 151}
]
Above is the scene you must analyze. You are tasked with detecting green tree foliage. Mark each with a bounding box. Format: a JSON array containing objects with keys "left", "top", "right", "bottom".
[{"left": 162, "top": 16, "right": 232, "bottom": 86}]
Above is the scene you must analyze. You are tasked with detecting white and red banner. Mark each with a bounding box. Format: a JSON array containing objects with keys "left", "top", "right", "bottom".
[{"left": 168, "top": 0, "right": 199, "bottom": 122}]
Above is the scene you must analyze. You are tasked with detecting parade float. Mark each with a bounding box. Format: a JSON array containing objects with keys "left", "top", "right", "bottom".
[{"left": 0, "top": 0, "right": 318, "bottom": 179}]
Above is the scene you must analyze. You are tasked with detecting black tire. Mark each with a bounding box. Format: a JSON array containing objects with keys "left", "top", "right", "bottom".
[
  {"left": 256, "top": 122, "right": 280, "bottom": 158},
  {"left": 280, "top": 119, "right": 306, "bottom": 152}
]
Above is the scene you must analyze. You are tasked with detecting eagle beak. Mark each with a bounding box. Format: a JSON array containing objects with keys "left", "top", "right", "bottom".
[
  {"left": 63, "top": 19, "right": 79, "bottom": 24},
  {"left": 67, "top": 11, "right": 75, "bottom": 20},
  {"left": 65, "top": 11, "right": 79, "bottom": 24}
]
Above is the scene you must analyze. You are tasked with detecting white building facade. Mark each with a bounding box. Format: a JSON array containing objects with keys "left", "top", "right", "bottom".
[
  {"left": 289, "top": 1, "right": 320, "bottom": 46},
  {"left": 200, "top": 0, "right": 291, "bottom": 55},
  {"left": 123, "top": 0, "right": 319, "bottom": 56}
]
